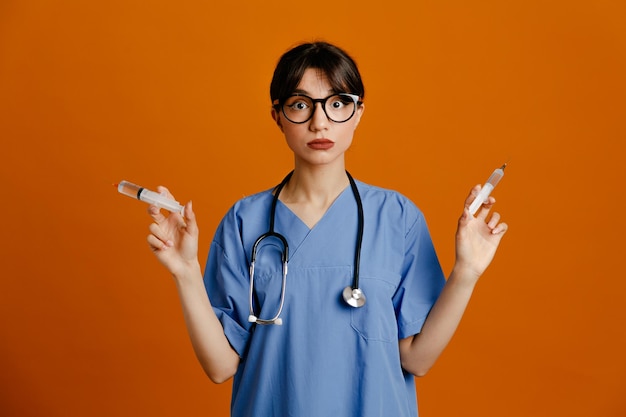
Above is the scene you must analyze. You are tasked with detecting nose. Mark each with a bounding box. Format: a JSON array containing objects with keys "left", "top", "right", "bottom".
[{"left": 308, "top": 102, "right": 329, "bottom": 131}]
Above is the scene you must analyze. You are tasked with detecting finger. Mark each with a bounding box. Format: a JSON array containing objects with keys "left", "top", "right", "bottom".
[
  {"left": 476, "top": 196, "right": 496, "bottom": 221},
  {"left": 464, "top": 185, "right": 482, "bottom": 208},
  {"left": 156, "top": 185, "right": 176, "bottom": 200},
  {"left": 148, "top": 222, "right": 174, "bottom": 248},
  {"left": 147, "top": 204, "right": 168, "bottom": 223},
  {"left": 487, "top": 211, "right": 501, "bottom": 229},
  {"left": 182, "top": 201, "right": 198, "bottom": 236},
  {"left": 458, "top": 206, "right": 471, "bottom": 226},
  {"left": 147, "top": 233, "right": 170, "bottom": 251},
  {"left": 491, "top": 221, "right": 508, "bottom": 235},
  {"left": 153, "top": 185, "right": 187, "bottom": 225}
]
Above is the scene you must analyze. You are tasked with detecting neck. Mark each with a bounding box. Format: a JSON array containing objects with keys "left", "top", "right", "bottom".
[{"left": 280, "top": 164, "right": 350, "bottom": 206}]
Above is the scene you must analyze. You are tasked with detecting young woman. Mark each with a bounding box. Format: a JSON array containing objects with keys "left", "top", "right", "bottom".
[{"left": 146, "top": 41, "right": 508, "bottom": 417}]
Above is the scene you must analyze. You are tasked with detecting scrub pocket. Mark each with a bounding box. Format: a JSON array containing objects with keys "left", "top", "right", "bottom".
[{"left": 350, "top": 273, "right": 399, "bottom": 343}]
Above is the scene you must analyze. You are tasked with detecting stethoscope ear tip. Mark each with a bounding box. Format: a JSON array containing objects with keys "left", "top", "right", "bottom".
[{"left": 248, "top": 314, "right": 283, "bottom": 325}]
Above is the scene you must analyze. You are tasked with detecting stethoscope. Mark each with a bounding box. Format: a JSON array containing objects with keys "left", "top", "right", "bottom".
[{"left": 248, "top": 171, "right": 366, "bottom": 326}]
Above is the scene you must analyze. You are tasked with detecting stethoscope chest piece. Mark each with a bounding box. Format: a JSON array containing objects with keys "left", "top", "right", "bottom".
[
  {"left": 249, "top": 171, "right": 368, "bottom": 325},
  {"left": 343, "top": 286, "right": 366, "bottom": 308}
]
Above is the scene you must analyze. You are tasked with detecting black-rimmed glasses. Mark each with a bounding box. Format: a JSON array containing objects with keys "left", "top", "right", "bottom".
[{"left": 273, "top": 93, "right": 362, "bottom": 124}]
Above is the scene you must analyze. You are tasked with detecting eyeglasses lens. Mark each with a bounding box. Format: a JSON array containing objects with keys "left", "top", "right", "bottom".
[{"left": 282, "top": 94, "right": 356, "bottom": 123}]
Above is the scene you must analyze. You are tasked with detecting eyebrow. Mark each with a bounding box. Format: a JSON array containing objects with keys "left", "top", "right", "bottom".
[{"left": 291, "top": 88, "right": 337, "bottom": 96}]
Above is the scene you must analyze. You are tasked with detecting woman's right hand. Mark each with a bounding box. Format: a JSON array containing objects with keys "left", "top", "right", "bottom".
[{"left": 146, "top": 186, "right": 199, "bottom": 278}]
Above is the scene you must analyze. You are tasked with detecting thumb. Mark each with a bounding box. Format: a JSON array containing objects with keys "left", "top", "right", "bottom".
[{"left": 458, "top": 206, "right": 472, "bottom": 228}]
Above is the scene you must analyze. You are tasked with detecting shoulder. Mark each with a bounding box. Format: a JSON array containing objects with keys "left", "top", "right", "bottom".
[
  {"left": 214, "top": 188, "right": 273, "bottom": 237},
  {"left": 355, "top": 179, "right": 423, "bottom": 220},
  {"left": 230, "top": 188, "right": 274, "bottom": 214}
]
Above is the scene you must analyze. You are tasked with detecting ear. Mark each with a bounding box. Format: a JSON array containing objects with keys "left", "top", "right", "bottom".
[
  {"left": 353, "top": 103, "right": 365, "bottom": 129},
  {"left": 271, "top": 107, "right": 284, "bottom": 132}
]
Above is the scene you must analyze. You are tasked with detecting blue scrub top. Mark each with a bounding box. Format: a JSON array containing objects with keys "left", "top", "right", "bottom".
[{"left": 204, "top": 179, "right": 445, "bottom": 417}]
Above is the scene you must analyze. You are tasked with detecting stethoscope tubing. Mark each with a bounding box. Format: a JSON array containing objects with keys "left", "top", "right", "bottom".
[
  {"left": 348, "top": 171, "right": 364, "bottom": 292},
  {"left": 248, "top": 171, "right": 365, "bottom": 325}
]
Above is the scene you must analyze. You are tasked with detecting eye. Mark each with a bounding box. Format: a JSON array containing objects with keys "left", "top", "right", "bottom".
[
  {"left": 284, "top": 96, "right": 311, "bottom": 112},
  {"left": 329, "top": 95, "right": 352, "bottom": 109},
  {"left": 292, "top": 101, "right": 309, "bottom": 110}
]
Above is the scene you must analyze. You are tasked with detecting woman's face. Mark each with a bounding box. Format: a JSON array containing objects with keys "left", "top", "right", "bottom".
[{"left": 272, "top": 67, "right": 364, "bottom": 169}]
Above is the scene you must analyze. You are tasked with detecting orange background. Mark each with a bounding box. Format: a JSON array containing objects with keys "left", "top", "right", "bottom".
[{"left": 1, "top": 1, "right": 625, "bottom": 416}]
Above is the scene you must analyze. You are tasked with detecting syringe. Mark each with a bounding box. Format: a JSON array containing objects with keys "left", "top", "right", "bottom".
[
  {"left": 468, "top": 164, "right": 507, "bottom": 216},
  {"left": 116, "top": 180, "right": 185, "bottom": 215}
]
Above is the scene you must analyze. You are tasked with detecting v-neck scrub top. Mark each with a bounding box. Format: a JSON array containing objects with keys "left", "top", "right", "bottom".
[{"left": 204, "top": 179, "right": 446, "bottom": 417}]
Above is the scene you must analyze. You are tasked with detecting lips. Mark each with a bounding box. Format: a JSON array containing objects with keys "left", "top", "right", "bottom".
[{"left": 307, "top": 139, "right": 334, "bottom": 150}]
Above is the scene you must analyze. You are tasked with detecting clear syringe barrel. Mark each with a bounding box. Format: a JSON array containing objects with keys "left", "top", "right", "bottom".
[
  {"left": 468, "top": 165, "right": 506, "bottom": 215},
  {"left": 117, "top": 180, "right": 185, "bottom": 214},
  {"left": 485, "top": 167, "right": 505, "bottom": 188}
]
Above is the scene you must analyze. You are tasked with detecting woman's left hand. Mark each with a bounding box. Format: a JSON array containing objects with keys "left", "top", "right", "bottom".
[{"left": 454, "top": 184, "right": 509, "bottom": 282}]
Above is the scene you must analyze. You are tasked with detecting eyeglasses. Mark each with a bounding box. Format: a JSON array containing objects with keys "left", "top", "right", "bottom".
[{"left": 273, "top": 93, "right": 362, "bottom": 124}]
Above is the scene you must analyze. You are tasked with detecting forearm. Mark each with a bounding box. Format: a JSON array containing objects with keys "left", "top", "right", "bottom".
[
  {"left": 399, "top": 186, "right": 508, "bottom": 376},
  {"left": 399, "top": 265, "right": 478, "bottom": 376},
  {"left": 172, "top": 261, "right": 240, "bottom": 383}
]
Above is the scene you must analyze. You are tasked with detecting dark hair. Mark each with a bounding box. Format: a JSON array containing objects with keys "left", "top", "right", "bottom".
[{"left": 270, "top": 41, "right": 365, "bottom": 103}]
